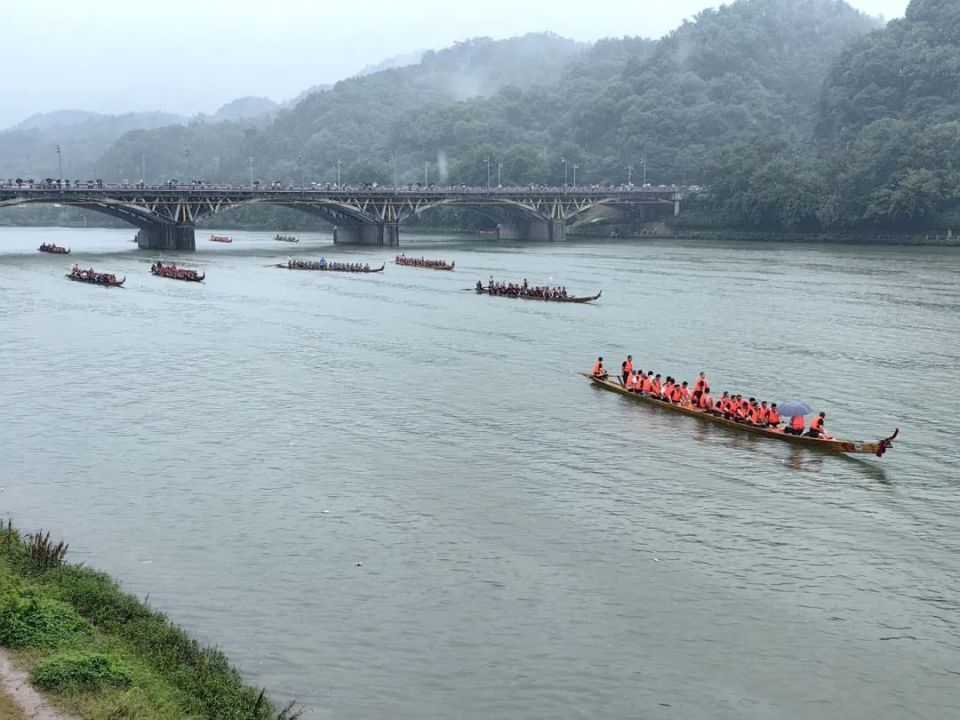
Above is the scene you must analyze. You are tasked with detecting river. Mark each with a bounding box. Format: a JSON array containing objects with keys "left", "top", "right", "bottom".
[{"left": 1, "top": 226, "right": 958, "bottom": 719}]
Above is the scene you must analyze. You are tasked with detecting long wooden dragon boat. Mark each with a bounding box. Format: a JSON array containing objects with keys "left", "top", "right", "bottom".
[
  {"left": 476, "top": 287, "right": 601, "bottom": 304},
  {"left": 65, "top": 273, "right": 125, "bottom": 287},
  {"left": 395, "top": 256, "right": 455, "bottom": 271},
  {"left": 151, "top": 267, "right": 205, "bottom": 282},
  {"left": 580, "top": 373, "right": 898, "bottom": 457},
  {"left": 273, "top": 263, "right": 385, "bottom": 273}
]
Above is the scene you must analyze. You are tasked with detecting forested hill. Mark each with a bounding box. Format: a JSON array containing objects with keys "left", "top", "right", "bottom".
[
  {"left": 94, "top": 3, "right": 874, "bottom": 190},
  {"left": 18, "top": 0, "right": 960, "bottom": 235},
  {"left": 707, "top": 0, "right": 960, "bottom": 232}
]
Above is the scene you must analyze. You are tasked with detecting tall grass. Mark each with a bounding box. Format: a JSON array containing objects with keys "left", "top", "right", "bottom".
[{"left": 0, "top": 519, "right": 302, "bottom": 719}]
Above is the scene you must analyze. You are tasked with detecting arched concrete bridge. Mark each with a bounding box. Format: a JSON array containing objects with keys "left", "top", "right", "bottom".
[{"left": 0, "top": 184, "right": 685, "bottom": 250}]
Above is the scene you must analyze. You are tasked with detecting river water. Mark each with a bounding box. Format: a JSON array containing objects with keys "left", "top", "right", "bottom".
[{"left": 1, "top": 226, "right": 958, "bottom": 719}]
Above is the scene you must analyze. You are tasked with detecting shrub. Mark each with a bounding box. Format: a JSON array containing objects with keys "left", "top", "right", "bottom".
[
  {"left": 24, "top": 530, "right": 68, "bottom": 569},
  {"left": 44, "top": 565, "right": 150, "bottom": 631},
  {"left": 0, "top": 591, "right": 90, "bottom": 648},
  {"left": 31, "top": 651, "right": 132, "bottom": 692}
]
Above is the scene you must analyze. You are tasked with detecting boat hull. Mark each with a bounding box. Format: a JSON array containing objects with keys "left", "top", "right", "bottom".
[
  {"left": 476, "top": 288, "right": 601, "bottom": 303},
  {"left": 395, "top": 260, "right": 454, "bottom": 271},
  {"left": 274, "top": 263, "right": 385, "bottom": 273},
  {"left": 151, "top": 270, "right": 204, "bottom": 282},
  {"left": 65, "top": 274, "right": 125, "bottom": 287},
  {"left": 580, "top": 373, "right": 896, "bottom": 456}
]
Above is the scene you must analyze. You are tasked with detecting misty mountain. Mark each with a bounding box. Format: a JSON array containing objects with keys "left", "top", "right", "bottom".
[
  {"left": 356, "top": 49, "right": 426, "bottom": 77},
  {"left": 0, "top": 110, "right": 188, "bottom": 180},
  {"left": 210, "top": 96, "right": 279, "bottom": 122}
]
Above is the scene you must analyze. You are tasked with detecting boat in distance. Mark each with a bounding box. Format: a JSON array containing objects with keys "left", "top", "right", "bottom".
[
  {"left": 151, "top": 264, "right": 204, "bottom": 282},
  {"left": 274, "top": 234, "right": 299, "bottom": 243},
  {"left": 39, "top": 243, "right": 70, "bottom": 254},
  {"left": 209, "top": 234, "right": 233, "bottom": 243},
  {"left": 395, "top": 255, "right": 455, "bottom": 271},
  {"left": 65, "top": 273, "right": 125, "bottom": 287},
  {"left": 273, "top": 262, "right": 385, "bottom": 273},
  {"left": 580, "top": 373, "right": 898, "bottom": 457},
  {"left": 476, "top": 286, "right": 602, "bottom": 303}
]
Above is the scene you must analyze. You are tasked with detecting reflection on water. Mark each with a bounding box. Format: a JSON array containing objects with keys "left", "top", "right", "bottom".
[{"left": 1, "top": 227, "right": 959, "bottom": 719}]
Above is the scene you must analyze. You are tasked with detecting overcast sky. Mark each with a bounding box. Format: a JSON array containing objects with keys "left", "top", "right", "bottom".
[{"left": 0, "top": 0, "right": 910, "bottom": 129}]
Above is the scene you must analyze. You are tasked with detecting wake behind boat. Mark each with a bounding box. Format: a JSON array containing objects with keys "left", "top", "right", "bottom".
[
  {"left": 475, "top": 280, "right": 600, "bottom": 303},
  {"left": 395, "top": 254, "right": 454, "bottom": 271},
  {"left": 580, "top": 367, "right": 897, "bottom": 457},
  {"left": 275, "top": 258, "right": 384, "bottom": 273},
  {"left": 39, "top": 243, "right": 70, "bottom": 254},
  {"left": 66, "top": 264, "right": 124, "bottom": 287}
]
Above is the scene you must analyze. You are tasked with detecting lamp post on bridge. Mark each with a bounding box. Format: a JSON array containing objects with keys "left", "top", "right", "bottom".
[
  {"left": 497, "top": 161, "right": 503, "bottom": 187},
  {"left": 298, "top": 153, "right": 304, "bottom": 192},
  {"left": 392, "top": 155, "right": 398, "bottom": 189},
  {"left": 627, "top": 164, "right": 633, "bottom": 186},
  {"left": 641, "top": 156, "right": 647, "bottom": 186},
  {"left": 561, "top": 156, "right": 567, "bottom": 190},
  {"left": 336, "top": 159, "right": 342, "bottom": 187},
  {"left": 248, "top": 157, "right": 254, "bottom": 186},
  {"left": 485, "top": 156, "right": 490, "bottom": 190},
  {"left": 55, "top": 145, "right": 62, "bottom": 184},
  {"left": 424, "top": 160, "right": 430, "bottom": 186},
  {"left": 573, "top": 163, "right": 579, "bottom": 187}
]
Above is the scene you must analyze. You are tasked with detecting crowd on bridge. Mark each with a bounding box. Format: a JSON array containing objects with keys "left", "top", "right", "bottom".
[
  {"left": 287, "top": 258, "right": 372, "bottom": 272},
  {"left": 70, "top": 264, "right": 118, "bottom": 285},
  {"left": 396, "top": 254, "right": 454, "bottom": 269},
  {"left": 591, "top": 357, "right": 832, "bottom": 439},
  {"left": 478, "top": 278, "right": 569, "bottom": 299}
]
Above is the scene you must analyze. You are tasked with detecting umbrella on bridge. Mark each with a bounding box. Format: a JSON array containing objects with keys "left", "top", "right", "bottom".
[{"left": 777, "top": 401, "right": 812, "bottom": 417}]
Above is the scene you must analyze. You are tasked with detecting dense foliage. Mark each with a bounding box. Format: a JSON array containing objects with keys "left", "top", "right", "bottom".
[{"left": 4, "top": 0, "right": 959, "bottom": 234}]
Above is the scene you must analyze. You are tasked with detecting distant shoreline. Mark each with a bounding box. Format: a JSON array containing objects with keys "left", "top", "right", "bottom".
[{"left": 2, "top": 221, "right": 958, "bottom": 247}]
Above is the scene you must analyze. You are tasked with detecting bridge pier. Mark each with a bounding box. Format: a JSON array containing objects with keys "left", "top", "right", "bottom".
[
  {"left": 333, "top": 221, "right": 399, "bottom": 246},
  {"left": 497, "top": 219, "right": 566, "bottom": 242},
  {"left": 136, "top": 225, "right": 196, "bottom": 251}
]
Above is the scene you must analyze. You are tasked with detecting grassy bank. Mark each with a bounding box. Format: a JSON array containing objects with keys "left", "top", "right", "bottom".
[{"left": 0, "top": 521, "right": 299, "bottom": 720}]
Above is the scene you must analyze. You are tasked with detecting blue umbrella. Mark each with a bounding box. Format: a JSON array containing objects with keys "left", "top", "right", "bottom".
[{"left": 778, "top": 401, "right": 812, "bottom": 416}]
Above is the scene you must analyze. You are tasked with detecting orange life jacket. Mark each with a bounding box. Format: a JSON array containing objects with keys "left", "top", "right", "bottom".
[
  {"left": 626, "top": 373, "right": 636, "bottom": 390},
  {"left": 768, "top": 410, "right": 780, "bottom": 425},
  {"left": 652, "top": 379, "right": 661, "bottom": 396},
  {"left": 811, "top": 416, "right": 824, "bottom": 432},
  {"left": 700, "top": 393, "right": 713, "bottom": 410},
  {"left": 625, "top": 359, "right": 633, "bottom": 374},
  {"left": 592, "top": 361, "right": 603, "bottom": 376},
  {"left": 790, "top": 415, "right": 805, "bottom": 430}
]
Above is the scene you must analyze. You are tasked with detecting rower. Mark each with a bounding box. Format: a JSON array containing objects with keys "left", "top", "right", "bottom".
[
  {"left": 767, "top": 404, "right": 781, "bottom": 429},
  {"left": 806, "top": 412, "right": 828, "bottom": 439},
  {"left": 592, "top": 357, "right": 608, "bottom": 380},
  {"left": 699, "top": 386, "right": 713, "bottom": 412},
  {"left": 623, "top": 355, "right": 633, "bottom": 385},
  {"left": 784, "top": 415, "right": 806, "bottom": 436},
  {"left": 625, "top": 370, "right": 637, "bottom": 392}
]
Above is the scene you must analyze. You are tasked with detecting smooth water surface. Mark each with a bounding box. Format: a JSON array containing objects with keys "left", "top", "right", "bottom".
[{"left": 1, "top": 226, "right": 959, "bottom": 719}]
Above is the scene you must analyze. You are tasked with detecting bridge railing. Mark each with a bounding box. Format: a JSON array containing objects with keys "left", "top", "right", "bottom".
[{"left": 0, "top": 182, "right": 688, "bottom": 196}]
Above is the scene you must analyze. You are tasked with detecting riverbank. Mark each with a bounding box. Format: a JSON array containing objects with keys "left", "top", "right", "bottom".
[{"left": 0, "top": 521, "right": 298, "bottom": 720}]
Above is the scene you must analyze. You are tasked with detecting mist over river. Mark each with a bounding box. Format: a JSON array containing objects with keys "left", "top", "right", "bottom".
[{"left": 2, "top": 227, "right": 958, "bottom": 719}]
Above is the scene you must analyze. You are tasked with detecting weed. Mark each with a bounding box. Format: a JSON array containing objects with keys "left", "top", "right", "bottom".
[
  {"left": 24, "top": 530, "right": 68, "bottom": 570},
  {"left": 0, "top": 590, "right": 90, "bottom": 648},
  {"left": 31, "top": 651, "right": 132, "bottom": 692}
]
